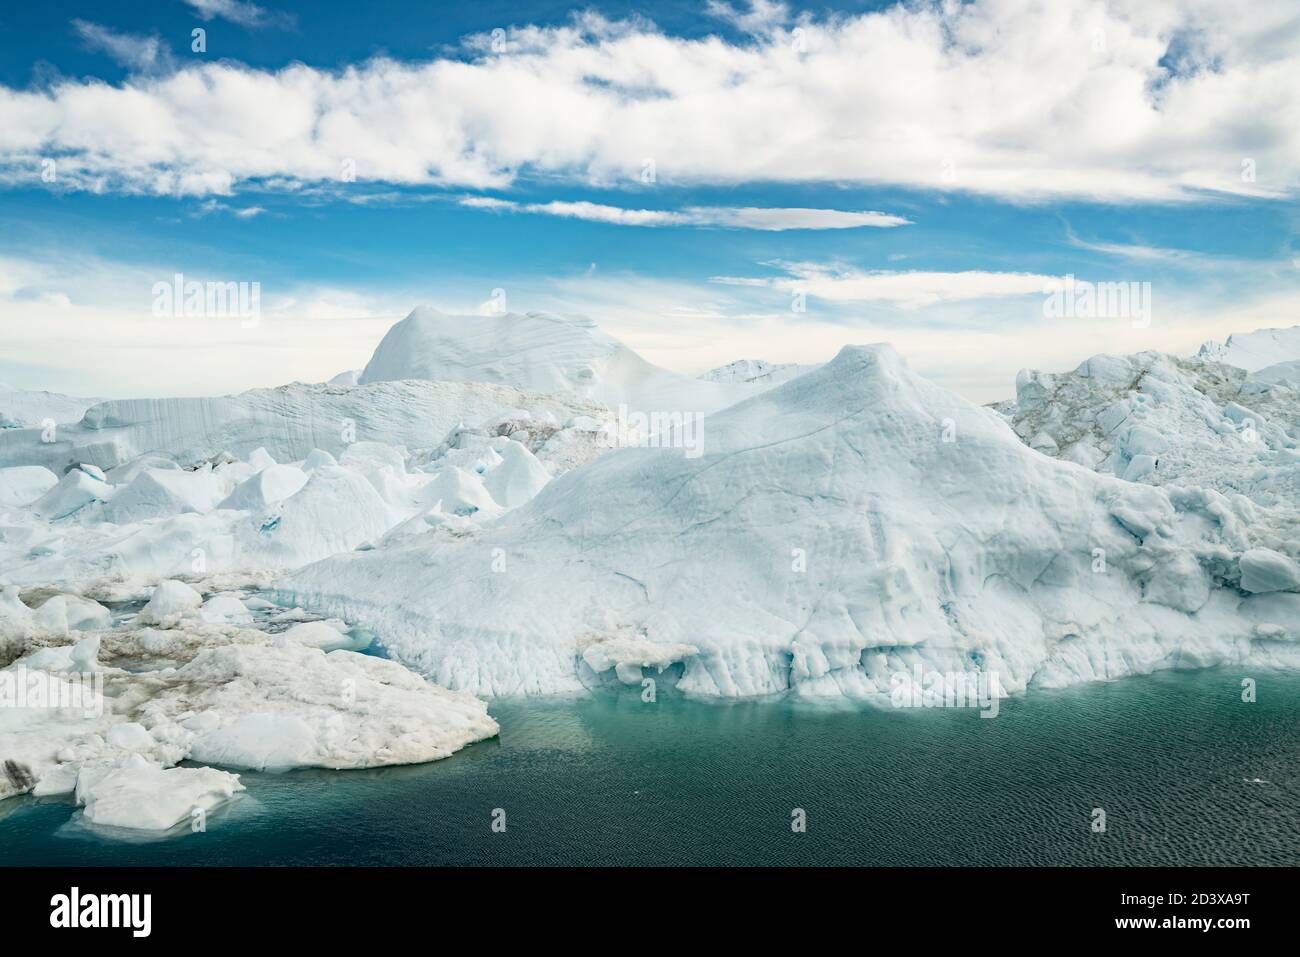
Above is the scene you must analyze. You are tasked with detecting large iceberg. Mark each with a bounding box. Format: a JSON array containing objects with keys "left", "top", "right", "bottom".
[{"left": 279, "top": 343, "right": 1300, "bottom": 699}]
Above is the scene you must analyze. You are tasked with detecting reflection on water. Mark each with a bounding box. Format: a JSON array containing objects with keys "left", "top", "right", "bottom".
[{"left": 2, "top": 667, "right": 1298, "bottom": 866}]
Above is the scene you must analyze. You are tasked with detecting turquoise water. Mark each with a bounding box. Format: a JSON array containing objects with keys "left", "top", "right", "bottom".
[{"left": 2, "top": 667, "right": 1298, "bottom": 866}]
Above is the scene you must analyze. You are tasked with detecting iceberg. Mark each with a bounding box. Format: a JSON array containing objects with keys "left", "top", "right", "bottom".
[
  {"left": 280, "top": 343, "right": 1300, "bottom": 699},
  {"left": 360, "top": 307, "right": 754, "bottom": 416}
]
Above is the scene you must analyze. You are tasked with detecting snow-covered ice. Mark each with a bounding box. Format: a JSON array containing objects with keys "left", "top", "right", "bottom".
[
  {"left": 699, "top": 358, "right": 818, "bottom": 390},
  {"left": 995, "top": 351, "right": 1300, "bottom": 507},
  {"left": 0, "top": 599, "right": 499, "bottom": 827},
  {"left": 4, "top": 307, "right": 1299, "bottom": 832},
  {"left": 361, "top": 307, "right": 755, "bottom": 416},
  {"left": 1197, "top": 325, "right": 1300, "bottom": 373},
  {"left": 280, "top": 342, "right": 1300, "bottom": 699}
]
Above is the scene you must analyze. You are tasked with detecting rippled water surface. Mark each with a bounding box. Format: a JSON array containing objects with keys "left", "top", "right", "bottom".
[{"left": 2, "top": 667, "right": 1298, "bottom": 866}]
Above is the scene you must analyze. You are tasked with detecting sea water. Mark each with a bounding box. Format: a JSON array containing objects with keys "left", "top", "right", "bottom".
[{"left": 1, "top": 667, "right": 1297, "bottom": 866}]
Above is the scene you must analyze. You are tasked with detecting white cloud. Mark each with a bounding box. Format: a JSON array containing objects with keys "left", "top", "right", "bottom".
[
  {"left": 182, "top": 0, "right": 291, "bottom": 29},
  {"left": 705, "top": 0, "right": 791, "bottom": 35},
  {"left": 71, "top": 20, "right": 172, "bottom": 73},
  {"left": 1, "top": 0, "right": 1294, "bottom": 201},
  {"left": 194, "top": 198, "right": 266, "bottom": 218},
  {"left": 713, "top": 262, "right": 1061, "bottom": 307},
  {"left": 459, "top": 196, "right": 910, "bottom": 229}
]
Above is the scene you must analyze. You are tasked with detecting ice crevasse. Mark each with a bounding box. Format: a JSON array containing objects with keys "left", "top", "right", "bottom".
[{"left": 280, "top": 344, "right": 1300, "bottom": 699}]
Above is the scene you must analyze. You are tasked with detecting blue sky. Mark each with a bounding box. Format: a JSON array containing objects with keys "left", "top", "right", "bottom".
[{"left": 1, "top": 0, "right": 1298, "bottom": 400}]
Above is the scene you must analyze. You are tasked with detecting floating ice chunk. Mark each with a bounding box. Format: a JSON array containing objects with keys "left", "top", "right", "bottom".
[
  {"left": 200, "top": 594, "right": 252, "bottom": 624},
  {"left": 0, "top": 466, "right": 58, "bottom": 508},
  {"left": 1239, "top": 548, "right": 1300, "bottom": 594},
  {"left": 34, "top": 595, "right": 112, "bottom": 634},
  {"left": 139, "top": 580, "right": 203, "bottom": 625},
  {"left": 158, "top": 642, "right": 499, "bottom": 770},
  {"left": 75, "top": 755, "right": 244, "bottom": 831},
  {"left": 280, "top": 620, "right": 351, "bottom": 650}
]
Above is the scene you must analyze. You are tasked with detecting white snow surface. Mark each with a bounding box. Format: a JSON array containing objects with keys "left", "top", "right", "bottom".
[
  {"left": 0, "top": 376, "right": 607, "bottom": 474},
  {"left": 699, "top": 358, "right": 819, "bottom": 390},
  {"left": 0, "top": 415, "right": 608, "bottom": 589},
  {"left": 1253, "top": 360, "right": 1300, "bottom": 389},
  {"left": 360, "top": 307, "right": 752, "bottom": 416},
  {"left": 0, "top": 386, "right": 100, "bottom": 430},
  {"left": 280, "top": 343, "right": 1300, "bottom": 699},
  {"left": 1197, "top": 325, "right": 1300, "bottom": 373}
]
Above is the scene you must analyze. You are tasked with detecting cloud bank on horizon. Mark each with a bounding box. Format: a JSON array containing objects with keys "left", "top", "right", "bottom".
[{"left": 0, "top": 0, "right": 1297, "bottom": 401}]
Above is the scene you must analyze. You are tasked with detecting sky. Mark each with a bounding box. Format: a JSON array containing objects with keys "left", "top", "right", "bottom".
[{"left": 0, "top": 0, "right": 1298, "bottom": 402}]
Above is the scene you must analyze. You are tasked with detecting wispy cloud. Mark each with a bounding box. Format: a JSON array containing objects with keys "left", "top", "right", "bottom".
[
  {"left": 181, "top": 0, "right": 294, "bottom": 30},
  {"left": 194, "top": 199, "right": 266, "bottom": 218},
  {"left": 712, "top": 262, "right": 1060, "bottom": 307},
  {"left": 460, "top": 197, "right": 910, "bottom": 230},
  {"left": 705, "top": 0, "right": 791, "bottom": 35},
  {"left": 71, "top": 20, "right": 173, "bottom": 73}
]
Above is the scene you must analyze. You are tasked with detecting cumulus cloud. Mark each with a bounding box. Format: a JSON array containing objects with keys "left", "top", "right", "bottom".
[
  {"left": 0, "top": 0, "right": 1290, "bottom": 202},
  {"left": 713, "top": 262, "right": 1062, "bottom": 307},
  {"left": 459, "top": 196, "right": 910, "bottom": 229}
]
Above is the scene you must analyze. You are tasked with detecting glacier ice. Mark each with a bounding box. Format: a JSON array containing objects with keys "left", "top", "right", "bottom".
[
  {"left": 4, "top": 307, "right": 1300, "bottom": 832},
  {"left": 360, "top": 307, "right": 756, "bottom": 416},
  {"left": 995, "top": 350, "right": 1300, "bottom": 507},
  {"left": 279, "top": 342, "right": 1300, "bottom": 699},
  {"left": 0, "top": 605, "right": 498, "bottom": 825}
]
